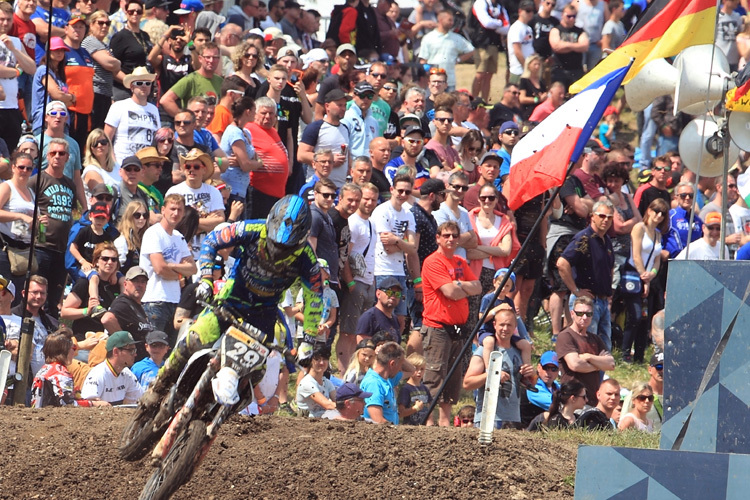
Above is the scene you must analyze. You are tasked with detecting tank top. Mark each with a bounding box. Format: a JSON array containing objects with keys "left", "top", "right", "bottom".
[
  {"left": 0, "top": 181, "right": 35, "bottom": 244},
  {"left": 476, "top": 214, "right": 502, "bottom": 269},
  {"left": 628, "top": 227, "right": 661, "bottom": 270},
  {"left": 553, "top": 25, "right": 585, "bottom": 70}
]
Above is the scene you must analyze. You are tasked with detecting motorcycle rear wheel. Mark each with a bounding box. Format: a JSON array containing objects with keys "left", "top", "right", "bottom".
[
  {"left": 138, "top": 420, "right": 209, "bottom": 500},
  {"left": 119, "top": 403, "right": 165, "bottom": 461}
]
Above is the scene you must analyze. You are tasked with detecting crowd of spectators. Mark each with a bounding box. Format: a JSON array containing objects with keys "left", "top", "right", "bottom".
[{"left": 2, "top": 0, "right": 742, "bottom": 432}]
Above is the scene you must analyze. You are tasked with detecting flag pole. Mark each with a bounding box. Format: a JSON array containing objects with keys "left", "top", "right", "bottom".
[{"left": 420, "top": 159, "right": 578, "bottom": 425}]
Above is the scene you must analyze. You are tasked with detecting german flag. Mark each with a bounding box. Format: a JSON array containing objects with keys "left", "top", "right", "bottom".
[{"left": 569, "top": 0, "right": 716, "bottom": 94}]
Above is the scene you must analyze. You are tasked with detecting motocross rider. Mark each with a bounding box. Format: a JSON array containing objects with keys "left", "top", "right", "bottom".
[{"left": 139, "top": 195, "right": 324, "bottom": 408}]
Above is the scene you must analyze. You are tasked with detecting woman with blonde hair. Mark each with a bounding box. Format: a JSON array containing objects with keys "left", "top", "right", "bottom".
[
  {"left": 83, "top": 128, "right": 119, "bottom": 204},
  {"left": 226, "top": 41, "right": 264, "bottom": 98},
  {"left": 519, "top": 54, "right": 548, "bottom": 120},
  {"left": 114, "top": 200, "right": 149, "bottom": 272},
  {"left": 619, "top": 382, "right": 655, "bottom": 432}
]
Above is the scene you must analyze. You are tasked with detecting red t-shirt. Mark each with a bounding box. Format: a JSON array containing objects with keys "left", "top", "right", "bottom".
[
  {"left": 422, "top": 250, "right": 477, "bottom": 328},
  {"left": 10, "top": 14, "right": 36, "bottom": 59},
  {"left": 246, "top": 122, "right": 289, "bottom": 198}
]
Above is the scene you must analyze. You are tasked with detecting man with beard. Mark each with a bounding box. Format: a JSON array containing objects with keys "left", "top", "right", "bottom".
[
  {"left": 384, "top": 126, "right": 432, "bottom": 189},
  {"left": 401, "top": 87, "right": 431, "bottom": 137},
  {"left": 434, "top": 171, "right": 477, "bottom": 261},
  {"left": 148, "top": 25, "right": 192, "bottom": 127},
  {"left": 102, "top": 266, "right": 154, "bottom": 360}
]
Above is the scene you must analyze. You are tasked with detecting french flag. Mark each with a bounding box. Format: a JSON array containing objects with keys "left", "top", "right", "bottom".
[{"left": 506, "top": 64, "right": 632, "bottom": 211}]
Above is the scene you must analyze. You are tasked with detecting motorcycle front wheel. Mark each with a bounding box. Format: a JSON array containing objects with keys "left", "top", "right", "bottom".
[
  {"left": 138, "top": 420, "right": 209, "bottom": 500},
  {"left": 119, "top": 403, "right": 166, "bottom": 462}
]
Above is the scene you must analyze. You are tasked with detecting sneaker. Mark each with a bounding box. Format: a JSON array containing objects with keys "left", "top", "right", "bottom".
[{"left": 89, "top": 305, "right": 107, "bottom": 319}]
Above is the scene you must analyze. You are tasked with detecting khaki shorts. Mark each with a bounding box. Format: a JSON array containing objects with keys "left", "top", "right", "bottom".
[
  {"left": 421, "top": 326, "right": 465, "bottom": 405},
  {"left": 475, "top": 46, "right": 499, "bottom": 74}
]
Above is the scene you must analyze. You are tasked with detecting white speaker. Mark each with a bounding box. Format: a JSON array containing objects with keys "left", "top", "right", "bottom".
[
  {"left": 678, "top": 116, "right": 739, "bottom": 177},
  {"left": 728, "top": 111, "right": 750, "bottom": 151},
  {"left": 674, "top": 45, "right": 734, "bottom": 115},
  {"left": 624, "top": 58, "right": 678, "bottom": 112}
]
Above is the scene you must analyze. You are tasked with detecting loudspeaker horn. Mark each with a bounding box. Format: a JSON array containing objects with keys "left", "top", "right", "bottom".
[
  {"left": 623, "top": 58, "right": 678, "bottom": 112},
  {"left": 678, "top": 116, "right": 739, "bottom": 178},
  {"left": 674, "top": 45, "right": 734, "bottom": 115},
  {"left": 728, "top": 111, "right": 750, "bottom": 151}
]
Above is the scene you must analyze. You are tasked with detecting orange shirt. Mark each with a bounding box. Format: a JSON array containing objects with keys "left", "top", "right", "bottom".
[
  {"left": 207, "top": 103, "right": 233, "bottom": 137},
  {"left": 422, "top": 250, "right": 477, "bottom": 328}
]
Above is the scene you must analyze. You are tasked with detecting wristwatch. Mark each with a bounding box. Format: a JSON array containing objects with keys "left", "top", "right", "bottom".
[{"left": 456, "top": 280, "right": 463, "bottom": 288}]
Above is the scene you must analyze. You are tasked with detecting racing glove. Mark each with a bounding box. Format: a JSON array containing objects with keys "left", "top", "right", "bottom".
[{"left": 195, "top": 277, "right": 214, "bottom": 304}]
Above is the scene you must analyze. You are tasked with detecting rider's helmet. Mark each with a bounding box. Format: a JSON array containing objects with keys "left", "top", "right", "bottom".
[{"left": 265, "top": 195, "right": 311, "bottom": 260}]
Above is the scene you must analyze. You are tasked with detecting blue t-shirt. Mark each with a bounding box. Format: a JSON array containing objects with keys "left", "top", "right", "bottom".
[
  {"left": 31, "top": 6, "right": 70, "bottom": 64},
  {"left": 131, "top": 357, "right": 163, "bottom": 388},
  {"left": 736, "top": 241, "right": 750, "bottom": 260},
  {"left": 194, "top": 128, "right": 220, "bottom": 152},
  {"left": 31, "top": 66, "right": 69, "bottom": 132},
  {"left": 599, "top": 123, "right": 613, "bottom": 149},
  {"left": 219, "top": 124, "right": 254, "bottom": 196},
  {"left": 383, "top": 156, "right": 430, "bottom": 186},
  {"left": 361, "top": 368, "right": 402, "bottom": 425}
]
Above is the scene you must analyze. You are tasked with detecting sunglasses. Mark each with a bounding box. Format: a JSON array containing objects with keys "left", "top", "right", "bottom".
[
  {"left": 706, "top": 225, "right": 721, "bottom": 231},
  {"left": 380, "top": 289, "right": 402, "bottom": 298},
  {"left": 728, "top": 183, "right": 738, "bottom": 188},
  {"left": 573, "top": 310, "right": 593, "bottom": 317},
  {"left": 48, "top": 150, "right": 68, "bottom": 156},
  {"left": 652, "top": 166, "right": 669, "bottom": 172},
  {"left": 435, "top": 117, "right": 453, "bottom": 123},
  {"left": 461, "top": 418, "right": 473, "bottom": 424},
  {"left": 478, "top": 195, "right": 496, "bottom": 202},
  {"left": 123, "top": 166, "right": 141, "bottom": 172},
  {"left": 396, "top": 188, "right": 412, "bottom": 196},
  {"left": 440, "top": 233, "right": 459, "bottom": 239},
  {"left": 158, "top": 138, "right": 174, "bottom": 143},
  {"left": 565, "top": 13, "right": 576, "bottom": 18},
  {"left": 96, "top": 194, "right": 113, "bottom": 201},
  {"left": 174, "top": 120, "right": 193, "bottom": 126},
  {"left": 677, "top": 193, "right": 694, "bottom": 199},
  {"left": 635, "top": 394, "right": 655, "bottom": 402},
  {"left": 594, "top": 213, "right": 614, "bottom": 220},
  {"left": 127, "top": 8, "right": 143, "bottom": 14},
  {"left": 316, "top": 191, "right": 336, "bottom": 199},
  {"left": 133, "top": 212, "right": 148, "bottom": 219},
  {"left": 370, "top": 72, "right": 387, "bottom": 79},
  {"left": 183, "top": 163, "right": 204, "bottom": 170},
  {"left": 382, "top": 85, "right": 398, "bottom": 91},
  {"left": 358, "top": 93, "right": 375, "bottom": 100},
  {"left": 48, "top": 110, "right": 67, "bottom": 117},
  {"left": 243, "top": 52, "right": 259, "bottom": 59},
  {"left": 99, "top": 256, "right": 118, "bottom": 262},
  {"left": 450, "top": 184, "right": 469, "bottom": 192},
  {"left": 542, "top": 365, "right": 558, "bottom": 371},
  {"left": 576, "top": 393, "right": 588, "bottom": 400},
  {"left": 94, "top": 138, "right": 109, "bottom": 147},
  {"left": 15, "top": 164, "right": 33, "bottom": 171},
  {"left": 133, "top": 81, "right": 152, "bottom": 87},
  {"left": 95, "top": 20, "right": 112, "bottom": 26},
  {"left": 653, "top": 364, "right": 664, "bottom": 371},
  {"left": 404, "top": 138, "right": 422, "bottom": 145},
  {"left": 503, "top": 130, "right": 519, "bottom": 136}
]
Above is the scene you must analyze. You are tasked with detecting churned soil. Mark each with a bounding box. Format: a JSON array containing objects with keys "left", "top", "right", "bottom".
[{"left": 0, "top": 406, "right": 577, "bottom": 499}]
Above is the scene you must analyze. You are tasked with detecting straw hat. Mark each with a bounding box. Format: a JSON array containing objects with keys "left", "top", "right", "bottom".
[
  {"left": 179, "top": 148, "right": 214, "bottom": 181},
  {"left": 123, "top": 66, "right": 156, "bottom": 89},
  {"left": 136, "top": 146, "right": 169, "bottom": 164}
]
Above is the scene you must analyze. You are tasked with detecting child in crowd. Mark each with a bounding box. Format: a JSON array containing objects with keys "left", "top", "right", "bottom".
[
  {"left": 477, "top": 269, "right": 533, "bottom": 380},
  {"left": 295, "top": 258, "right": 338, "bottom": 346},
  {"left": 454, "top": 405, "right": 476, "bottom": 427},
  {"left": 69, "top": 202, "right": 124, "bottom": 318},
  {"left": 343, "top": 338, "right": 376, "bottom": 386},
  {"left": 397, "top": 353, "right": 432, "bottom": 425},
  {"left": 599, "top": 107, "right": 618, "bottom": 149},
  {"left": 131, "top": 331, "right": 171, "bottom": 388}
]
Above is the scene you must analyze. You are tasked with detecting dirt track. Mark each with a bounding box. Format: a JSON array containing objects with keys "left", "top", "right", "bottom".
[{"left": 0, "top": 406, "right": 577, "bottom": 499}]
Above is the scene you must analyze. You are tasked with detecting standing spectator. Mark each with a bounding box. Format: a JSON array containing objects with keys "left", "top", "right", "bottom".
[
  {"left": 279, "top": 1, "right": 302, "bottom": 44},
  {"left": 82, "top": 11, "right": 121, "bottom": 131},
  {"left": 528, "top": 81, "right": 565, "bottom": 122},
  {"left": 426, "top": 106, "right": 461, "bottom": 173},
  {"left": 664, "top": 182, "right": 703, "bottom": 255},
  {"left": 12, "top": 275, "right": 58, "bottom": 378},
  {"left": 488, "top": 84, "right": 522, "bottom": 129},
  {"left": 355, "top": 0, "right": 381, "bottom": 55},
  {"left": 171, "top": 109, "right": 207, "bottom": 181},
  {"left": 245, "top": 96, "right": 290, "bottom": 218},
  {"left": 646, "top": 352, "right": 664, "bottom": 431},
  {"left": 102, "top": 266, "right": 153, "bottom": 357},
  {"left": 342, "top": 81, "right": 379, "bottom": 159},
  {"left": 717, "top": 0, "right": 743, "bottom": 71},
  {"left": 397, "top": 353, "right": 432, "bottom": 425},
  {"left": 81, "top": 330, "right": 144, "bottom": 404},
  {"left": 226, "top": 0, "right": 261, "bottom": 32},
  {"left": 83, "top": 131, "right": 119, "bottom": 205},
  {"left": 135, "top": 147, "right": 168, "bottom": 218},
  {"left": 313, "top": 44, "right": 356, "bottom": 118},
  {"left": 261, "top": 0, "right": 284, "bottom": 30},
  {"left": 376, "top": 0, "right": 400, "bottom": 60},
  {"left": 556, "top": 295, "right": 615, "bottom": 404},
  {"left": 298, "top": 150, "right": 334, "bottom": 202},
  {"left": 117, "top": 155, "right": 150, "bottom": 221},
  {"left": 224, "top": 42, "right": 262, "bottom": 98},
  {"left": 495, "top": 121, "right": 519, "bottom": 178},
  {"left": 634, "top": 155, "right": 671, "bottom": 215},
  {"left": 209, "top": 80, "right": 245, "bottom": 142},
  {"left": 131, "top": 329, "right": 169, "bottom": 386},
  {"left": 464, "top": 152, "right": 504, "bottom": 211},
  {"left": 531, "top": 0, "right": 559, "bottom": 61},
  {"left": 575, "top": 0, "right": 607, "bottom": 71},
  {"left": 467, "top": 0, "right": 509, "bottom": 101},
  {"left": 110, "top": 0, "right": 152, "bottom": 101},
  {"left": 31, "top": 37, "right": 74, "bottom": 134},
  {"left": 62, "top": 14, "right": 95, "bottom": 151},
  {"left": 572, "top": 142, "right": 607, "bottom": 200},
  {"left": 308, "top": 178, "right": 340, "bottom": 288},
  {"left": 434, "top": 171, "right": 476, "bottom": 261},
  {"left": 368, "top": 137, "right": 393, "bottom": 198},
  {"left": 32, "top": 139, "right": 77, "bottom": 312},
  {"left": 455, "top": 132, "right": 483, "bottom": 183},
  {"left": 147, "top": 25, "right": 192, "bottom": 125},
  {"left": 363, "top": 62, "right": 392, "bottom": 137},
  {"left": 601, "top": 0, "right": 627, "bottom": 56},
  {"left": 518, "top": 55, "right": 547, "bottom": 120},
  {"left": 423, "top": 220, "right": 482, "bottom": 426},
  {"left": 355, "top": 277, "right": 403, "bottom": 343},
  {"left": 160, "top": 42, "right": 223, "bottom": 117},
  {"left": 140, "top": 194, "right": 197, "bottom": 339},
  {"left": 220, "top": 96, "right": 261, "bottom": 206},
  {"left": 507, "top": 1, "right": 536, "bottom": 85},
  {"left": 418, "top": 10, "right": 475, "bottom": 91},
  {"left": 384, "top": 126, "right": 433, "bottom": 189},
  {"left": 549, "top": 5, "right": 589, "bottom": 91},
  {"left": 557, "top": 199, "right": 616, "bottom": 350},
  {"left": 104, "top": 67, "right": 161, "bottom": 166},
  {"left": 296, "top": 345, "right": 337, "bottom": 417},
  {"left": 0, "top": 1, "right": 35, "bottom": 152},
  {"left": 361, "top": 341, "right": 413, "bottom": 425},
  {"left": 349, "top": 157, "right": 373, "bottom": 187},
  {"left": 675, "top": 212, "right": 730, "bottom": 260}
]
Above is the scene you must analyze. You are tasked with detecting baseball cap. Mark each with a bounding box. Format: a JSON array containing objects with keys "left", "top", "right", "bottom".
[
  {"left": 353, "top": 81, "right": 375, "bottom": 95},
  {"left": 324, "top": 89, "right": 352, "bottom": 103},
  {"left": 90, "top": 202, "right": 110, "bottom": 219},
  {"left": 174, "top": 0, "right": 204, "bottom": 15},
  {"left": 650, "top": 352, "right": 664, "bottom": 367},
  {"left": 45, "top": 100, "right": 67, "bottom": 115},
  {"left": 540, "top": 351, "right": 559, "bottom": 368},
  {"left": 603, "top": 105, "right": 619, "bottom": 117},
  {"left": 479, "top": 151, "right": 502, "bottom": 165},
  {"left": 0, "top": 274, "right": 13, "bottom": 297},
  {"left": 356, "top": 338, "right": 376, "bottom": 350},
  {"left": 519, "top": 0, "right": 535, "bottom": 11},
  {"left": 493, "top": 267, "right": 516, "bottom": 292},
  {"left": 583, "top": 139, "right": 606, "bottom": 154},
  {"left": 263, "top": 27, "right": 283, "bottom": 41},
  {"left": 500, "top": 121, "right": 519, "bottom": 133},
  {"left": 378, "top": 277, "right": 403, "bottom": 291},
  {"left": 146, "top": 330, "right": 170, "bottom": 346},
  {"left": 419, "top": 178, "right": 446, "bottom": 196},
  {"left": 705, "top": 211, "right": 722, "bottom": 225},
  {"left": 399, "top": 113, "right": 421, "bottom": 127},
  {"left": 90, "top": 183, "right": 112, "bottom": 198},
  {"left": 403, "top": 125, "right": 425, "bottom": 138},
  {"left": 106, "top": 331, "right": 141, "bottom": 352},
  {"left": 146, "top": 0, "right": 171, "bottom": 8},
  {"left": 69, "top": 13, "right": 86, "bottom": 25},
  {"left": 470, "top": 97, "right": 491, "bottom": 110},
  {"left": 336, "top": 43, "right": 357, "bottom": 56},
  {"left": 121, "top": 155, "right": 143, "bottom": 170},
  {"left": 335, "top": 382, "right": 373, "bottom": 402},
  {"left": 125, "top": 266, "right": 148, "bottom": 280}
]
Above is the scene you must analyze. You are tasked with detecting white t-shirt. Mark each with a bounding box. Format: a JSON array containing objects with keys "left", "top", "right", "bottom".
[
  {"left": 296, "top": 373, "right": 336, "bottom": 418},
  {"left": 507, "top": 20, "right": 535, "bottom": 75},
  {"left": 371, "top": 201, "right": 416, "bottom": 276},
  {"left": 140, "top": 223, "right": 192, "bottom": 303},
  {"left": 82, "top": 164, "right": 121, "bottom": 206},
  {"left": 81, "top": 361, "right": 143, "bottom": 404},
  {"left": 674, "top": 238, "right": 729, "bottom": 260},
  {"left": 165, "top": 182, "right": 225, "bottom": 258},
  {"left": 433, "top": 202, "right": 472, "bottom": 260},
  {"left": 729, "top": 204, "right": 750, "bottom": 235},
  {"left": 104, "top": 98, "right": 161, "bottom": 165},
  {"left": 348, "top": 212, "right": 376, "bottom": 285},
  {"left": 3, "top": 314, "right": 21, "bottom": 376},
  {"left": 0, "top": 37, "right": 24, "bottom": 110}
]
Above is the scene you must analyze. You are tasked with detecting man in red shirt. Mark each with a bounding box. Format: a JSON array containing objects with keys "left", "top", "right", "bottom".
[{"left": 421, "top": 220, "right": 482, "bottom": 426}]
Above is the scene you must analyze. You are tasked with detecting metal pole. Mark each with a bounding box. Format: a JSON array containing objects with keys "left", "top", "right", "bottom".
[{"left": 420, "top": 160, "right": 577, "bottom": 424}]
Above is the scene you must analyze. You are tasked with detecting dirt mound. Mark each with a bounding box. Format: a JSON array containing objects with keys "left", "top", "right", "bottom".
[{"left": 0, "top": 406, "right": 577, "bottom": 499}]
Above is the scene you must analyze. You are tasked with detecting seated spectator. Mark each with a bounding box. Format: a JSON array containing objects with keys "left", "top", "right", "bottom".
[
  {"left": 135, "top": 147, "right": 169, "bottom": 220},
  {"left": 31, "top": 330, "right": 109, "bottom": 408},
  {"left": 131, "top": 330, "right": 170, "bottom": 388},
  {"left": 81, "top": 330, "right": 144, "bottom": 405},
  {"left": 454, "top": 405, "right": 476, "bottom": 427},
  {"left": 397, "top": 353, "right": 432, "bottom": 425},
  {"left": 114, "top": 200, "right": 149, "bottom": 273},
  {"left": 520, "top": 351, "right": 561, "bottom": 428},
  {"left": 13, "top": 275, "right": 59, "bottom": 379},
  {"left": 295, "top": 344, "right": 337, "bottom": 418},
  {"left": 527, "top": 380, "right": 586, "bottom": 431},
  {"left": 101, "top": 266, "right": 153, "bottom": 360},
  {"left": 618, "top": 381, "right": 656, "bottom": 433},
  {"left": 361, "top": 341, "right": 415, "bottom": 425},
  {"left": 343, "top": 338, "right": 376, "bottom": 386},
  {"left": 321, "top": 382, "right": 372, "bottom": 421},
  {"left": 576, "top": 378, "right": 620, "bottom": 430},
  {"left": 355, "top": 277, "right": 403, "bottom": 344}
]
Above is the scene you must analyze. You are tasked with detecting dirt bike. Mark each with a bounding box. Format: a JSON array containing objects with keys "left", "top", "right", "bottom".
[{"left": 120, "top": 302, "right": 293, "bottom": 500}]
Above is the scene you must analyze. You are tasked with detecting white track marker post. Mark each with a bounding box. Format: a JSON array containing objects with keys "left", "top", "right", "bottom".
[
  {"left": 0, "top": 350, "right": 10, "bottom": 404},
  {"left": 478, "top": 350, "right": 505, "bottom": 445}
]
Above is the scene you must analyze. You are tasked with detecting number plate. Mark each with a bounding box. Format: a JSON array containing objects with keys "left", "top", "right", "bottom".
[{"left": 223, "top": 326, "right": 270, "bottom": 370}]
